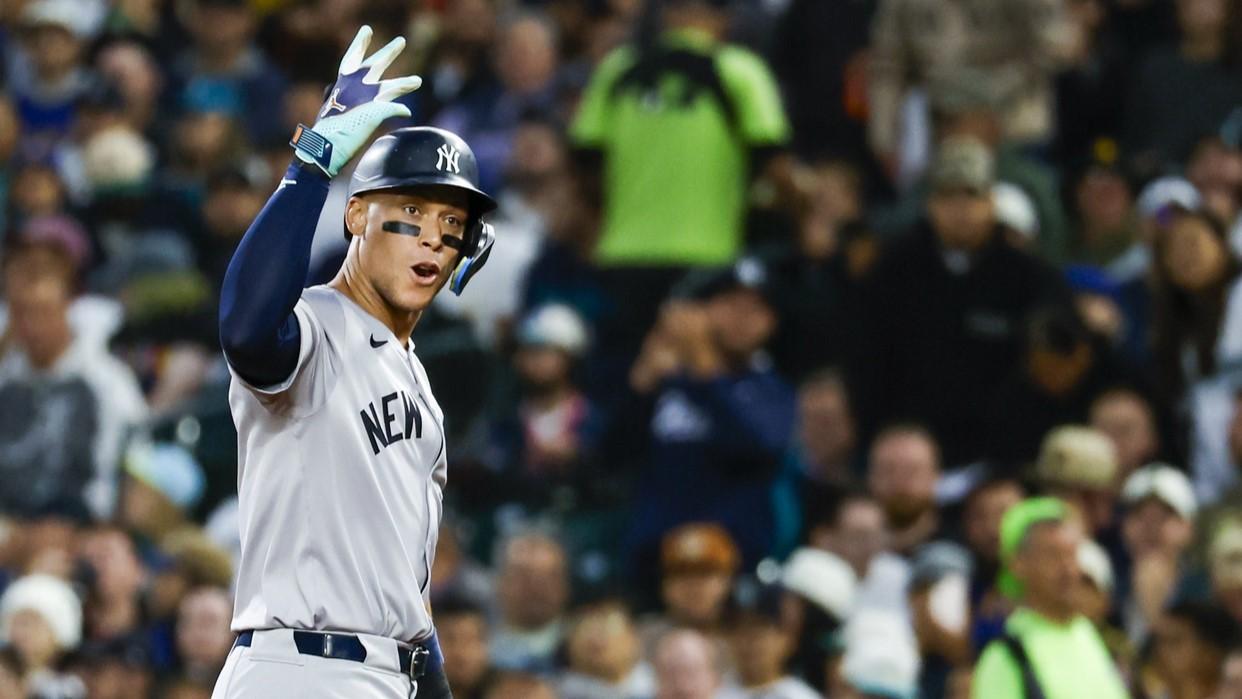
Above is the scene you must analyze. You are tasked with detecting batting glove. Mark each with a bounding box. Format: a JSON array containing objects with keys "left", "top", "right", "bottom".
[{"left": 291, "top": 25, "right": 423, "bottom": 177}]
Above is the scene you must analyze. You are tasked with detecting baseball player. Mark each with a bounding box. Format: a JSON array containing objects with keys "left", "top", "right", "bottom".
[{"left": 212, "top": 27, "right": 496, "bottom": 698}]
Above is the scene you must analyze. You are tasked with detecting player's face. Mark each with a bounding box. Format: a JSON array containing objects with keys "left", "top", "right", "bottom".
[{"left": 348, "top": 188, "right": 469, "bottom": 313}]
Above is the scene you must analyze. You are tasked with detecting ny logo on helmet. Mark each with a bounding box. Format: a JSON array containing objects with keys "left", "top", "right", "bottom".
[{"left": 436, "top": 144, "right": 461, "bottom": 174}]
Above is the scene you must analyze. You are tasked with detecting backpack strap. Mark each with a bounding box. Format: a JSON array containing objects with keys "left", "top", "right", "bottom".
[{"left": 999, "top": 632, "right": 1047, "bottom": 699}]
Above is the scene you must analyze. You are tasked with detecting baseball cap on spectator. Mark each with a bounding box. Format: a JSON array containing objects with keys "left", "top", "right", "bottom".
[
  {"left": 997, "top": 497, "right": 1070, "bottom": 598},
  {"left": 517, "top": 304, "right": 590, "bottom": 357},
  {"left": 77, "top": 634, "right": 152, "bottom": 669},
  {"left": 993, "top": 182, "right": 1039, "bottom": 241},
  {"left": 1078, "top": 538, "right": 1114, "bottom": 594},
  {"left": 13, "top": 214, "right": 91, "bottom": 273},
  {"left": 661, "top": 523, "right": 739, "bottom": 576},
  {"left": 124, "top": 442, "right": 206, "bottom": 511},
  {"left": 928, "top": 137, "right": 995, "bottom": 194},
  {"left": 1035, "top": 426, "right": 1118, "bottom": 491},
  {"left": 0, "top": 574, "right": 82, "bottom": 650},
  {"left": 1136, "top": 176, "right": 1201, "bottom": 220},
  {"left": 781, "top": 547, "right": 856, "bottom": 621},
  {"left": 1210, "top": 518, "right": 1242, "bottom": 587},
  {"left": 22, "top": 0, "right": 105, "bottom": 40},
  {"left": 675, "top": 256, "right": 775, "bottom": 303},
  {"left": 1121, "top": 463, "right": 1197, "bottom": 520},
  {"left": 82, "top": 125, "right": 155, "bottom": 196},
  {"left": 840, "top": 608, "right": 921, "bottom": 699}
]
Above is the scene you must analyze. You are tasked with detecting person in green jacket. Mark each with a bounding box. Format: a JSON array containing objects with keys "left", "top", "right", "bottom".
[{"left": 972, "top": 497, "right": 1131, "bottom": 699}]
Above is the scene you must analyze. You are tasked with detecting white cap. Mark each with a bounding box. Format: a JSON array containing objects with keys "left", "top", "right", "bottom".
[
  {"left": 1, "top": 574, "right": 82, "bottom": 650},
  {"left": 1136, "top": 176, "right": 1201, "bottom": 220},
  {"left": 517, "top": 304, "right": 589, "bottom": 356},
  {"left": 1077, "top": 538, "right": 1114, "bottom": 593},
  {"left": 1121, "top": 463, "right": 1197, "bottom": 520},
  {"left": 23, "top": 0, "right": 105, "bottom": 39},
  {"left": 83, "top": 126, "right": 156, "bottom": 194},
  {"left": 781, "top": 547, "right": 857, "bottom": 620},
  {"left": 841, "top": 609, "right": 920, "bottom": 699},
  {"left": 993, "top": 182, "right": 1039, "bottom": 239}
]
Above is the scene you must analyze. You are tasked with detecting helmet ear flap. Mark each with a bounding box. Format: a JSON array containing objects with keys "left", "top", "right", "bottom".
[{"left": 449, "top": 221, "right": 494, "bottom": 295}]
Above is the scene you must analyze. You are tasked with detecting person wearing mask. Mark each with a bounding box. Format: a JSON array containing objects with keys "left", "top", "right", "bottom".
[{"left": 972, "top": 497, "right": 1129, "bottom": 699}]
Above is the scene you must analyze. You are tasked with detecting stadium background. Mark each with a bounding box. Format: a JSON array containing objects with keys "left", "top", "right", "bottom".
[{"left": 0, "top": 0, "right": 1241, "bottom": 697}]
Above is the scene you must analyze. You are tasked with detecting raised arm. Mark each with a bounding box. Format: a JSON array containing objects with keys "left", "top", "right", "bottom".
[{"left": 217, "top": 25, "right": 422, "bottom": 387}]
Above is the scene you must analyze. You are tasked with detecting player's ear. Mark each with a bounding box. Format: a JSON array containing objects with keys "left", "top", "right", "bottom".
[{"left": 345, "top": 196, "right": 367, "bottom": 238}]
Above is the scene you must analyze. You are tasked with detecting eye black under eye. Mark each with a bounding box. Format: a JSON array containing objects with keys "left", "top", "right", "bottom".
[{"left": 443, "top": 236, "right": 464, "bottom": 250}]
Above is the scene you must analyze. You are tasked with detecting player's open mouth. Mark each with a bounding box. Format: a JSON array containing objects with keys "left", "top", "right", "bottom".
[{"left": 411, "top": 262, "right": 441, "bottom": 285}]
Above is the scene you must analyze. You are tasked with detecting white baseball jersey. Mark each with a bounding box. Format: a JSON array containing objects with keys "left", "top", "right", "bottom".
[{"left": 227, "top": 285, "right": 445, "bottom": 642}]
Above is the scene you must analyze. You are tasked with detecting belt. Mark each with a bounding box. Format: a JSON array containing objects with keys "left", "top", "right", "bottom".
[{"left": 234, "top": 630, "right": 428, "bottom": 679}]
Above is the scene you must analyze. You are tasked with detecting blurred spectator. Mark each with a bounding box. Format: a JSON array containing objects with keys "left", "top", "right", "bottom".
[
  {"left": 852, "top": 137, "right": 1071, "bottom": 465},
  {"left": 780, "top": 548, "right": 855, "bottom": 694},
  {"left": 486, "top": 304, "right": 602, "bottom": 501},
  {"left": 435, "top": 12, "right": 562, "bottom": 195},
  {"left": 783, "top": 370, "right": 861, "bottom": 543},
  {"left": 1150, "top": 209, "right": 1242, "bottom": 500},
  {"left": 1208, "top": 517, "right": 1242, "bottom": 624},
  {"left": 725, "top": 579, "right": 820, "bottom": 699},
  {"left": 765, "top": 162, "right": 869, "bottom": 380},
  {"left": 627, "top": 258, "right": 795, "bottom": 568},
  {"left": 489, "top": 531, "right": 570, "bottom": 672},
  {"left": 986, "top": 305, "right": 1132, "bottom": 463},
  {"left": 770, "top": 0, "right": 875, "bottom": 163},
  {"left": 197, "top": 168, "right": 268, "bottom": 287},
  {"left": 805, "top": 493, "right": 888, "bottom": 580},
  {"left": 868, "top": 0, "right": 1074, "bottom": 174},
  {"left": 641, "top": 523, "right": 740, "bottom": 647},
  {"left": 651, "top": 627, "right": 727, "bottom": 699},
  {"left": 119, "top": 441, "right": 206, "bottom": 549},
  {"left": 0, "top": 224, "right": 147, "bottom": 519},
  {"left": 8, "top": 160, "right": 69, "bottom": 223},
  {"left": 571, "top": 0, "right": 803, "bottom": 357},
  {"left": 1186, "top": 137, "right": 1242, "bottom": 238},
  {"left": 962, "top": 476, "right": 1025, "bottom": 650},
  {"left": 1123, "top": 0, "right": 1242, "bottom": 174},
  {"left": 1118, "top": 463, "right": 1198, "bottom": 640},
  {"left": 559, "top": 598, "right": 654, "bottom": 699},
  {"left": 9, "top": 0, "right": 102, "bottom": 145},
  {"left": 1067, "top": 141, "right": 1142, "bottom": 273},
  {"left": 75, "top": 634, "right": 154, "bottom": 699},
  {"left": 1053, "top": 0, "right": 1129, "bottom": 166},
  {"left": 1090, "top": 387, "right": 1162, "bottom": 480},
  {"left": 170, "top": 0, "right": 287, "bottom": 146},
  {"left": 94, "top": 41, "right": 164, "bottom": 135},
  {"left": 867, "top": 425, "right": 942, "bottom": 556},
  {"left": 1033, "top": 425, "right": 1120, "bottom": 535},
  {"left": 1146, "top": 601, "right": 1237, "bottom": 699},
  {"left": 418, "top": 0, "right": 500, "bottom": 121},
  {"left": 429, "top": 521, "right": 494, "bottom": 609},
  {"left": 77, "top": 526, "right": 148, "bottom": 644},
  {"left": 436, "top": 595, "right": 496, "bottom": 699},
  {"left": 173, "top": 586, "right": 231, "bottom": 684},
  {"left": 1074, "top": 539, "right": 1123, "bottom": 652},
  {"left": 0, "top": 574, "right": 85, "bottom": 699},
  {"left": 972, "top": 497, "right": 1128, "bottom": 698}
]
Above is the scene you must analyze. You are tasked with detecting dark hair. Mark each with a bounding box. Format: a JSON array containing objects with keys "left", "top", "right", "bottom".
[
  {"left": 431, "top": 593, "right": 487, "bottom": 621},
  {"left": 1151, "top": 208, "right": 1239, "bottom": 399},
  {"left": 1164, "top": 600, "right": 1239, "bottom": 650}
]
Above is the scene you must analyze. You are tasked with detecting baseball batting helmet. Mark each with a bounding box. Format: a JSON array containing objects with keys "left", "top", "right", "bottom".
[{"left": 347, "top": 127, "right": 498, "bottom": 295}]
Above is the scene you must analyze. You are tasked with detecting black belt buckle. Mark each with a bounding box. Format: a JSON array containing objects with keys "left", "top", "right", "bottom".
[{"left": 405, "top": 645, "right": 429, "bottom": 680}]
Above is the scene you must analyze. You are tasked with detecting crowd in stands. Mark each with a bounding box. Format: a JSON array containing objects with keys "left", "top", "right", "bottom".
[{"left": 0, "top": 0, "right": 1242, "bottom": 697}]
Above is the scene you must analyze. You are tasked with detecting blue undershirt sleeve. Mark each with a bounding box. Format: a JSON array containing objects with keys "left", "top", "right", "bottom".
[{"left": 218, "top": 161, "right": 332, "bottom": 388}]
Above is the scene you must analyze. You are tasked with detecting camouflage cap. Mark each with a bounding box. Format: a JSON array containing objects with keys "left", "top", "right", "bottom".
[{"left": 929, "top": 137, "right": 995, "bottom": 194}]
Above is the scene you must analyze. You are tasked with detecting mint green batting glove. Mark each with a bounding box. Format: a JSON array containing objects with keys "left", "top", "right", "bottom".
[{"left": 290, "top": 25, "right": 423, "bottom": 177}]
